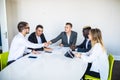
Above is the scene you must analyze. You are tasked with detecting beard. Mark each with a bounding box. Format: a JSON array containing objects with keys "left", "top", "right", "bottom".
[{"left": 26, "top": 31, "right": 29, "bottom": 34}]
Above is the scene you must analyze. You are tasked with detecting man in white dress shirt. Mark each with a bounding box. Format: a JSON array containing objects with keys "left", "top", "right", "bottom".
[{"left": 7, "top": 21, "right": 48, "bottom": 65}]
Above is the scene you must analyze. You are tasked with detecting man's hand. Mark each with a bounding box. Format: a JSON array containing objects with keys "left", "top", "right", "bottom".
[
  {"left": 59, "top": 43, "right": 64, "bottom": 47},
  {"left": 44, "top": 47, "right": 53, "bottom": 52},
  {"left": 47, "top": 41, "right": 52, "bottom": 45},
  {"left": 70, "top": 45, "right": 76, "bottom": 51},
  {"left": 32, "top": 50, "right": 40, "bottom": 54},
  {"left": 75, "top": 53, "right": 81, "bottom": 58},
  {"left": 43, "top": 42, "right": 49, "bottom": 47}
]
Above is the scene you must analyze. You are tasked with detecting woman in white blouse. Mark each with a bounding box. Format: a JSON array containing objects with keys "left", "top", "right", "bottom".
[{"left": 75, "top": 28, "right": 109, "bottom": 80}]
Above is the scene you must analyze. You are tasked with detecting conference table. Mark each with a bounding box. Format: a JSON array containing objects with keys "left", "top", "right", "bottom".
[{"left": 0, "top": 46, "right": 88, "bottom": 80}]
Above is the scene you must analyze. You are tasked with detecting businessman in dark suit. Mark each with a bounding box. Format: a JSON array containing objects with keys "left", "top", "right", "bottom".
[
  {"left": 48, "top": 22, "right": 77, "bottom": 47},
  {"left": 71, "top": 26, "right": 91, "bottom": 52},
  {"left": 28, "top": 25, "right": 48, "bottom": 53},
  {"left": 77, "top": 26, "right": 91, "bottom": 52}
]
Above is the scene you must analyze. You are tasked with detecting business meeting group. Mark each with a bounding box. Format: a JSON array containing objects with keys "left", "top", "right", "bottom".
[{"left": 4, "top": 21, "right": 109, "bottom": 80}]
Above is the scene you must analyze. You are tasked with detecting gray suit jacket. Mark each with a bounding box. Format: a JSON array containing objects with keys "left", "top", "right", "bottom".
[{"left": 51, "top": 31, "right": 77, "bottom": 47}]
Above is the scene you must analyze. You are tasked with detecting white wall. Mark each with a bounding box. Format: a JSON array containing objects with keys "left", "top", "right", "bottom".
[
  {"left": 6, "top": 0, "right": 120, "bottom": 59},
  {"left": 0, "top": 0, "right": 9, "bottom": 52}
]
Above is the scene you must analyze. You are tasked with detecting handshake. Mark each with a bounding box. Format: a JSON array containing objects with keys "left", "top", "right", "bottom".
[
  {"left": 43, "top": 41, "right": 65, "bottom": 47},
  {"left": 43, "top": 41, "right": 52, "bottom": 47},
  {"left": 43, "top": 41, "right": 76, "bottom": 51}
]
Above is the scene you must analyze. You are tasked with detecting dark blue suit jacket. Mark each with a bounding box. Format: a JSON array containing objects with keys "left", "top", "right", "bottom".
[{"left": 77, "top": 38, "right": 91, "bottom": 52}]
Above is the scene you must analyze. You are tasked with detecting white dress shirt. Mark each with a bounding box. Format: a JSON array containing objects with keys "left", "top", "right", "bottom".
[
  {"left": 81, "top": 43, "right": 109, "bottom": 80},
  {"left": 67, "top": 35, "right": 70, "bottom": 44},
  {"left": 8, "top": 33, "right": 44, "bottom": 62},
  {"left": 36, "top": 35, "right": 42, "bottom": 44},
  {"left": 86, "top": 39, "right": 90, "bottom": 49}
]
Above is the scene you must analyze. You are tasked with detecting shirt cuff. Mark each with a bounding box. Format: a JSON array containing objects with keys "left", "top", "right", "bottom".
[{"left": 42, "top": 43, "right": 44, "bottom": 47}]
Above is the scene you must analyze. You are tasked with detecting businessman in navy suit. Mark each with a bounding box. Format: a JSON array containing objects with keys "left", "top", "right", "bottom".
[
  {"left": 77, "top": 26, "right": 91, "bottom": 52},
  {"left": 71, "top": 26, "right": 91, "bottom": 52}
]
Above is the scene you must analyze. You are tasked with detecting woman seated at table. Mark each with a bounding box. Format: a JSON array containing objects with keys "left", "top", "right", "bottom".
[
  {"left": 48, "top": 22, "right": 77, "bottom": 47},
  {"left": 75, "top": 28, "right": 109, "bottom": 80}
]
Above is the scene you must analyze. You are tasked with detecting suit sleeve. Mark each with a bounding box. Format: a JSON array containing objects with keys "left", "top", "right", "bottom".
[
  {"left": 77, "top": 47, "right": 91, "bottom": 52},
  {"left": 72, "top": 32, "right": 77, "bottom": 45},
  {"left": 28, "top": 34, "right": 34, "bottom": 43},
  {"left": 77, "top": 41, "right": 91, "bottom": 52},
  {"left": 51, "top": 32, "right": 62, "bottom": 43},
  {"left": 77, "top": 40, "right": 85, "bottom": 48},
  {"left": 42, "top": 34, "right": 47, "bottom": 43}
]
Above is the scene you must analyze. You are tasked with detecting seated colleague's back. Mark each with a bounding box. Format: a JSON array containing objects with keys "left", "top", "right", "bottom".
[
  {"left": 8, "top": 21, "right": 48, "bottom": 65},
  {"left": 49, "top": 22, "right": 77, "bottom": 47},
  {"left": 75, "top": 28, "right": 109, "bottom": 80},
  {"left": 28, "top": 25, "right": 47, "bottom": 51},
  {"left": 77, "top": 26, "right": 91, "bottom": 52}
]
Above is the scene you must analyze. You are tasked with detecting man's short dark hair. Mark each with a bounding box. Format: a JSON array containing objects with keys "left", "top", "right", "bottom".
[
  {"left": 36, "top": 25, "right": 43, "bottom": 30},
  {"left": 66, "top": 22, "right": 72, "bottom": 28},
  {"left": 17, "top": 21, "right": 28, "bottom": 32},
  {"left": 83, "top": 26, "right": 91, "bottom": 32}
]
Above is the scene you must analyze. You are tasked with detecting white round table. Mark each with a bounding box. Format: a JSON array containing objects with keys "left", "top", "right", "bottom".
[{"left": 0, "top": 46, "right": 88, "bottom": 80}]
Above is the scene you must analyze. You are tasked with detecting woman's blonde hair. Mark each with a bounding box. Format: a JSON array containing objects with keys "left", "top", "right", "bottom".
[{"left": 90, "top": 28, "right": 106, "bottom": 52}]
